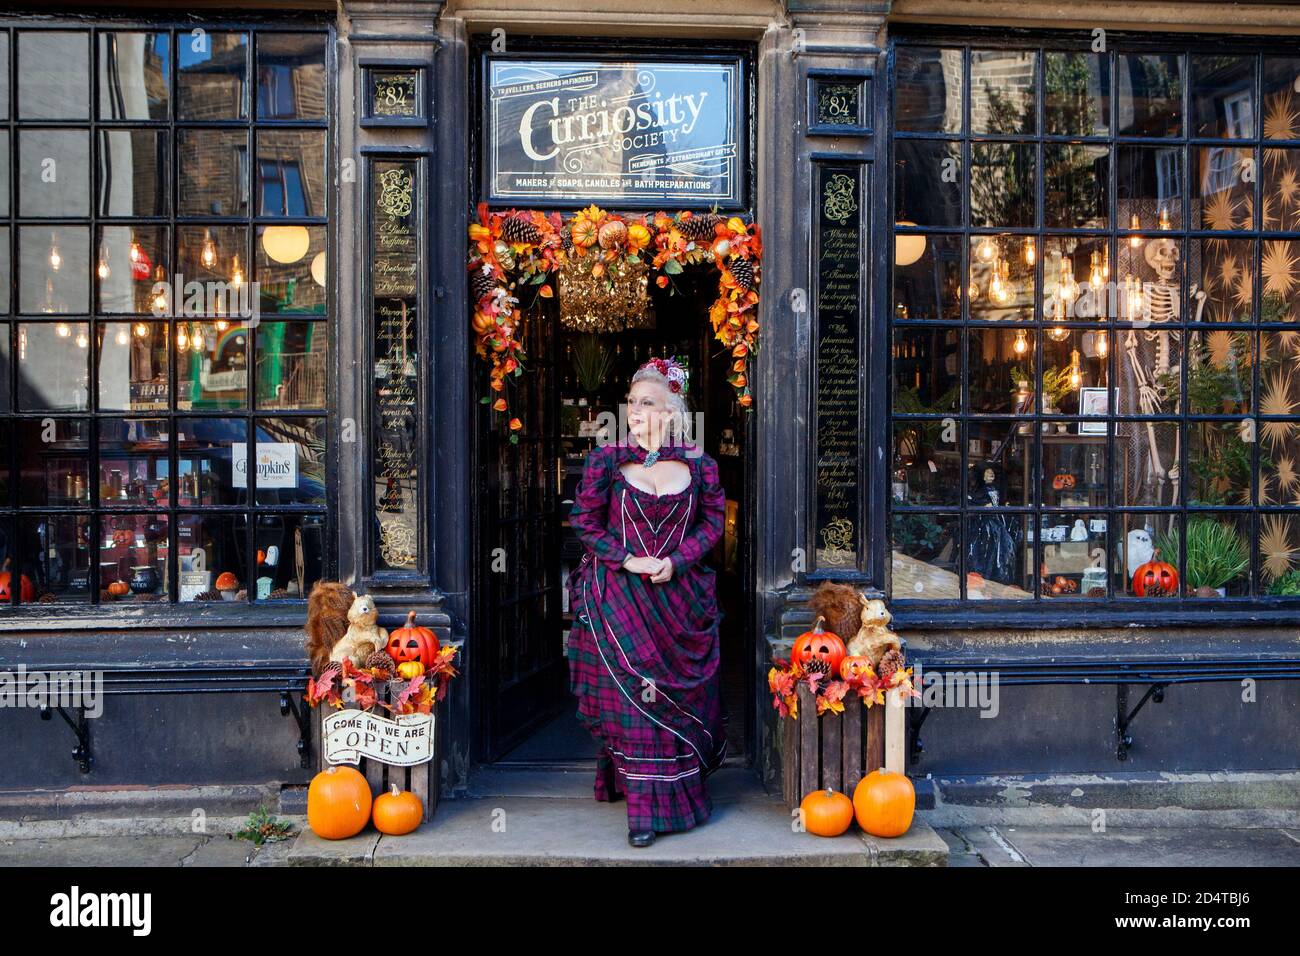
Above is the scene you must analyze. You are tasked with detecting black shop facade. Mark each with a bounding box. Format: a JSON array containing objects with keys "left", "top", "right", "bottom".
[{"left": 1, "top": 0, "right": 1297, "bottom": 803}]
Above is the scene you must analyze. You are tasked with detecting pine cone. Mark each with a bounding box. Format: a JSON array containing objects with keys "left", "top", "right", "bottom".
[
  {"left": 470, "top": 266, "right": 497, "bottom": 301},
  {"left": 38, "top": 593, "right": 56, "bottom": 604},
  {"left": 561, "top": 231, "right": 575, "bottom": 257},
  {"left": 1143, "top": 585, "right": 1172, "bottom": 598},
  {"left": 803, "top": 658, "right": 831, "bottom": 681},
  {"left": 321, "top": 661, "right": 342, "bottom": 680},
  {"left": 501, "top": 215, "right": 542, "bottom": 246},
  {"left": 878, "top": 648, "right": 905, "bottom": 682},
  {"left": 269, "top": 588, "right": 290, "bottom": 600},
  {"left": 365, "top": 650, "right": 395, "bottom": 675},
  {"left": 195, "top": 588, "right": 224, "bottom": 601},
  {"left": 728, "top": 256, "right": 754, "bottom": 291},
  {"left": 677, "top": 213, "right": 721, "bottom": 241}
]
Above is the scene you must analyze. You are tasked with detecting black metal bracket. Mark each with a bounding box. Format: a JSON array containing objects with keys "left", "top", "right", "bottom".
[
  {"left": 40, "top": 705, "right": 92, "bottom": 774},
  {"left": 907, "top": 705, "right": 931, "bottom": 764},
  {"left": 1116, "top": 683, "right": 1168, "bottom": 761},
  {"left": 281, "top": 691, "right": 313, "bottom": 769}
]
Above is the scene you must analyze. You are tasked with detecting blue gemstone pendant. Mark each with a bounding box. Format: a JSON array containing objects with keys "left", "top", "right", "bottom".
[{"left": 644, "top": 450, "right": 660, "bottom": 468}]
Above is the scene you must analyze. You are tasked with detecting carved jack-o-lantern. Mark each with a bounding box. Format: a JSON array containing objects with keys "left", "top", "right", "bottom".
[
  {"left": 1132, "top": 551, "right": 1179, "bottom": 597},
  {"left": 790, "top": 616, "right": 847, "bottom": 675}
]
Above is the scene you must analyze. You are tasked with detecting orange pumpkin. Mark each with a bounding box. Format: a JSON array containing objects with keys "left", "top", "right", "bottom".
[
  {"left": 387, "top": 611, "right": 440, "bottom": 668},
  {"left": 107, "top": 581, "right": 131, "bottom": 597},
  {"left": 1132, "top": 552, "right": 1178, "bottom": 597},
  {"left": 790, "top": 616, "right": 846, "bottom": 675},
  {"left": 839, "top": 655, "right": 875, "bottom": 682},
  {"left": 852, "top": 769, "right": 915, "bottom": 838},
  {"left": 0, "top": 572, "right": 34, "bottom": 603},
  {"left": 372, "top": 784, "right": 423, "bottom": 836},
  {"left": 307, "top": 766, "right": 372, "bottom": 840},
  {"left": 799, "top": 788, "right": 854, "bottom": 837}
]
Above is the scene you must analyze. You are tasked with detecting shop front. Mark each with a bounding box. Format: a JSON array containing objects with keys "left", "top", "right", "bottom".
[{"left": 1, "top": 0, "right": 1297, "bottom": 802}]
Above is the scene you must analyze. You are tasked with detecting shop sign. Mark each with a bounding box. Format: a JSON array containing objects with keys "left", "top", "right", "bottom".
[
  {"left": 485, "top": 58, "right": 743, "bottom": 206},
  {"left": 323, "top": 709, "right": 435, "bottom": 766},
  {"left": 232, "top": 442, "right": 298, "bottom": 489}
]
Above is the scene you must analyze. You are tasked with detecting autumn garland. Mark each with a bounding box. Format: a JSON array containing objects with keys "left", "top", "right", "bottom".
[
  {"left": 468, "top": 203, "right": 761, "bottom": 437},
  {"left": 768, "top": 657, "right": 919, "bottom": 719},
  {"left": 306, "top": 650, "right": 458, "bottom": 717}
]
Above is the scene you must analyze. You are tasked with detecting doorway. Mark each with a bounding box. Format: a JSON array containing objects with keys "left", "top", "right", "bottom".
[{"left": 472, "top": 265, "right": 752, "bottom": 765}]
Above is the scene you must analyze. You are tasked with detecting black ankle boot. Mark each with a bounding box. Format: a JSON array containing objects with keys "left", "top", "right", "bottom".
[{"left": 628, "top": 829, "right": 656, "bottom": 847}]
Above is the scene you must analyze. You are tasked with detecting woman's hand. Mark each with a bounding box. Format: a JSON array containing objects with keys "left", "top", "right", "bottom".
[
  {"left": 649, "top": 557, "right": 675, "bottom": 584},
  {"left": 622, "top": 555, "right": 662, "bottom": 576}
]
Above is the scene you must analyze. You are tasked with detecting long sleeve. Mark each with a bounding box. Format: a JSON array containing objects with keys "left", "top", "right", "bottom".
[
  {"left": 569, "top": 448, "right": 632, "bottom": 569},
  {"left": 667, "top": 454, "right": 726, "bottom": 573}
]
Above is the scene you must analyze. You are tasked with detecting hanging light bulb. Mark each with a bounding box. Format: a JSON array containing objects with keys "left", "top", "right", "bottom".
[
  {"left": 1126, "top": 273, "right": 1144, "bottom": 318},
  {"left": 215, "top": 319, "right": 229, "bottom": 332},
  {"left": 56, "top": 322, "right": 71, "bottom": 338},
  {"left": 989, "top": 257, "right": 1003, "bottom": 301},
  {"left": 135, "top": 322, "right": 149, "bottom": 338},
  {"left": 1159, "top": 206, "right": 1171, "bottom": 230},
  {"left": 152, "top": 287, "right": 168, "bottom": 313},
  {"left": 1095, "top": 330, "right": 1108, "bottom": 358},
  {"left": 192, "top": 326, "right": 205, "bottom": 352},
  {"left": 128, "top": 240, "right": 143, "bottom": 264},
  {"left": 231, "top": 254, "right": 243, "bottom": 288},
  {"left": 1013, "top": 328, "right": 1029, "bottom": 356},
  {"left": 1102, "top": 244, "right": 1110, "bottom": 280},
  {"left": 49, "top": 238, "right": 62, "bottom": 271},
  {"left": 75, "top": 329, "right": 89, "bottom": 349},
  {"left": 176, "top": 326, "right": 189, "bottom": 351},
  {"left": 1089, "top": 250, "right": 1104, "bottom": 291},
  {"left": 977, "top": 236, "right": 997, "bottom": 262},
  {"left": 1129, "top": 214, "right": 1142, "bottom": 248},
  {"left": 1048, "top": 322, "right": 1070, "bottom": 342},
  {"left": 115, "top": 327, "right": 129, "bottom": 346},
  {"left": 1068, "top": 349, "right": 1083, "bottom": 389},
  {"left": 201, "top": 230, "right": 217, "bottom": 270},
  {"left": 967, "top": 276, "right": 979, "bottom": 301},
  {"left": 1000, "top": 259, "right": 1013, "bottom": 302},
  {"left": 1023, "top": 236, "right": 1036, "bottom": 266},
  {"left": 97, "top": 248, "right": 111, "bottom": 280}
]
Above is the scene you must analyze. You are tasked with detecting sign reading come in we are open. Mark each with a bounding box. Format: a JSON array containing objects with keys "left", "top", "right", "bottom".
[
  {"left": 323, "top": 710, "right": 435, "bottom": 767},
  {"left": 485, "top": 58, "right": 744, "bottom": 207}
]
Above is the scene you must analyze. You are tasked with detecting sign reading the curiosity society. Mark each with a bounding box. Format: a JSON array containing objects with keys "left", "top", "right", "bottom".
[
  {"left": 323, "top": 709, "right": 435, "bottom": 767},
  {"left": 486, "top": 58, "right": 743, "bottom": 207}
]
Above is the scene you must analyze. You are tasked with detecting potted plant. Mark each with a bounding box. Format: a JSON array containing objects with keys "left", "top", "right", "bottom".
[{"left": 1157, "top": 517, "right": 1248, "bottom": 597}]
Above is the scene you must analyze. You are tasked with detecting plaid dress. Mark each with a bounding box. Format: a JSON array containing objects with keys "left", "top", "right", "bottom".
[{"left": 566, "top": 441, "right": 728, "bottom": 833}]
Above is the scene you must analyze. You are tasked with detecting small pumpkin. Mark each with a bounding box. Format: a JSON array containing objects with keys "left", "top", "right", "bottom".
[
  {"left": 0, "top": 571, "right": 35, "bottom": 603},
  {"left": 1132, "top": 552, "right": 1178, "bottom": 597},
  {"left": 839, "top": 655, "right": 876, "bottom": 683},
  {"left": 396, "top": 660, "right": 426, "bottom": 680},
  {"left": 799, "top": 788, "right": 854, "bottom": 837},
  {"left": 372, "top": 784, "right": 423, "bottom": 836},
  {"left": 790, "top": 616, "right": 846, "bottom": 675},
  {"left": 387, "top": 611, "right": 440, "bottom": 668},
  {"left": 307, "top": 765, "right": 372, "bottom": 840},
  {"left": 107, "top": 580, "right": 131, "bottom": 597},
  {"left": 852, "top": 769, "right": 916, "bottom": 838}
]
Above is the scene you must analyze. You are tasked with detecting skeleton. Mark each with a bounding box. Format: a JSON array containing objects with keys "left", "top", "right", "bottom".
[{"left": 1121, "top": 237, "right": 1206, "bottom": 508}]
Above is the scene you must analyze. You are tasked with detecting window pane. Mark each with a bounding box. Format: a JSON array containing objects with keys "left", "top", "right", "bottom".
[
  {"left": 177, "top": 513, "right": 248, "bottom": 602},
  {"left": 17, "top": 418, "right": 90, "bottom": 507},
  {"left": 969, "top": 512, "right": 1032, "bottom": 599},
  {"left": 1116, "top": 145, "right": 1184, "bottom": 231},
  {"left": 255, "top": 224, "right": 326, "bottom": 314},
  {"left": 1114, "top": 422, "right": 1181, "bottom": 506},
  {"left": 895, "top": 46, "right": 963, "bottom": 133},
  {"left": 969, "top": 234, "right": 1036, "bottom": 321},
  {"left": 18, "top": 514, "right": 91, "bottom": 605},
  {"left": 1261, "top": 240, "right": 1300, "bottom": 323},
  {"left": 19, "top": 226, "right": 90, "bottom": 314},
  {"left": 893, "top": 326, "right": 959, "bottom": 414},
  {"left": 1171, "top": 513, "right": 1250, "bottom": 596},
  {"left": 98, "top": 32, "right": 170, "bottom": 120},
  {"left": 99, "top": 419, "right": 170, "bottom": 509},
  {"left": 1191, "top": 55, "right": 1255, "bottom": 139},
  {"left": 178, "top": 31, "right": 248, "bottom": 120},
  {"left": 1044, "top": 144, "right": 1109, "bottom": 228},
  {"left": 1187, "top": 329, "right": 1252, "bottom": 415},
  {"left": 0, "top": 34, "right": 9, "bottom": 121},
  {"left": 1045, "top": 52, "right": 1110, "bottom": 136},
  {"left": 1040, "top": 328, "right": 1108, "bottom": 414},
  {"left": 896, "top": 140, "right": 962, "bottom": 227},
  {"left": 177, "top": 224, "right": 247, "bottom": 289},
  {"left": 252, "top": 513, "right": 324, "bottom": 600},
  {"left": 968, "top": 423, "right": 1029, "bottom": 506},
  {"left": 256, "top": 33, "right": 326, "bottom": 121},
  {"left": 971, "top": 50, "right": 1036, "bottom": 135},
  {"left": 1044, "top": 434, "right": 1107, "bottom": 507},
  {"left": 98, "top": 130, "right": 170, "bottom": 217},
  {"left": 1117, "top": 513, "right": 1180, "bottom": 597},
  {"left": 0, "top": 131, "right": 8, "bottom": 217},
  {"left": 97, "top": 225, "right": 168, "bottom": 313},
  {"left": 890, "top": 512, "right": 960, "bottom": 599},
  {"left": 1263, "top": 149, "right": 1300, "bottom": 234},
  {"left": 100, "top": 514, "right": 168, "bottom": 601},
  {"left": 893, "top": 232, "right": 961, "bottom": 322},
  {"left": 892, "top": 421, "right": 960, "bottom": 506},
  {"left": 177, "top": 322, "right": 248, "bottom": 410},
  {"left": 0, "top": 325, "right": 8, "bottom": 413},
  {"left": 256, "top": 130, "right": 326, "bottom": 217},
  {"left": 1188, "top": 421, "right": 1251, "bottom": 506},
  {"left": 1042, "top": 236, "right": 1110, "bottom": 322},
  {"left": 970, "top": 142, "right": 1035, "bottom": 228},
  {"left": 1259, "top": 513, "right": 1300, "bottom": 595},
  {"left": 178, "top": 129, "right": 249, "bottom": 217},
  {"left": 1195, "top": 146, "right": 1255, "bottom": 232},
  {"left": 1192, "top": 238, "right": 1254, "bottom": 323},
  {"left": 1117, "top": 53, "right": 1183, "bottom": 137},
  {"left": 1262, "top": 57, "right": 1300, "bottom": 141},
  {"left": 1260, "top": 412, "right": 1300, "bottom": 507},
  {"left": 17, "top": 322, "right": 90, "bottom": 411},
  {"left": 253, "top": 417, "right": 325, "bottom": 505},
  {"left": 0, "top": 229, "right": 9, "bottom": 314},
  {"left": 98, "top": 321, "right": 169, "bottom": 412},
  {"left": 0, "top": 422, "right": 10, "bottom": 502},
  {"left": 177, "top": 418, "right": 246, "bottom": 506},
  {"left": 1040, "top": 511, "right": 1107, "bottom": 599},
  {"left": 256, "top": 321, "right": 327, "bottom": 409},
  {"left": 17, "top": 32, "right": 89, "bottom": 119},
  {"left": 1115, "top": 235, "right": 1185, "bottom": 329},
  {"left": 969, "top": 326, "right": 1033, "bottom": 413},
  {"left": 18, "top": 129, "right": 91, "bottom": 217}
]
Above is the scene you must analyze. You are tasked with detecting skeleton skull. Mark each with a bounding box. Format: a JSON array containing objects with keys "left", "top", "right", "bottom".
[{"left": 1144, "top": 236, "right": 1179, "bottom": 280}]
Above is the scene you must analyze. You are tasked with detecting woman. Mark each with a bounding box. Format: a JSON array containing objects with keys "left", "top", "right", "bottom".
[{"left": 566, "top": 357, "right": 728, "bottom": 847}]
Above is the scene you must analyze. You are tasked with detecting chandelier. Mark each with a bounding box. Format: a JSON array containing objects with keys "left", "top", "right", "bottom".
[{"left": 558, "top": 254, "right": 652, "bottom": 332}]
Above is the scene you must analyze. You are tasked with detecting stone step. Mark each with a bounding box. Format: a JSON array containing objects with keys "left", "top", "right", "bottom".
[{"left": 286, "top": 768, "right": 947, "bottom": 867}]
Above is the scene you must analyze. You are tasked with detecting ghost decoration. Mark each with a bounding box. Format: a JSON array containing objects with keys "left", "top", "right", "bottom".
[{"left": 1125, "top": 528, "right": 1154, "bottom": 577}]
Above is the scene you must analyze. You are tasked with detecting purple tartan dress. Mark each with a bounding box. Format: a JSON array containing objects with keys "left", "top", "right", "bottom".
[{"left": 565, "top": 440, "right": 728, "bottom": 833}]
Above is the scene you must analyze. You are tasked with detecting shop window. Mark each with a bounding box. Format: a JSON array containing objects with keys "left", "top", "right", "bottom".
[
  {"left": 892, "top": 39, "right": 1300, "bottom": 607},
  {"left": 0, "top": 24, "right": 330, "bottom": 609}
]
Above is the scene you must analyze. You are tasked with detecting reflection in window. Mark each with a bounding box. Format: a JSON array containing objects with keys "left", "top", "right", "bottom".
[{"left": 98, "top": 32, "right": 170, "bottom": 120}]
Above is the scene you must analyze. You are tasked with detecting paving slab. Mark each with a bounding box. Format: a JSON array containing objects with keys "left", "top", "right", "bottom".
[
  {"left": 287, "top": 829, "right": 381, "bottom": 866},
  {"left": 0, "top": 835, "right": 204, "bottom": 867},
  {"left": 991, "top": 826, "right": 1300, "bottom": 867},
  {"left": 183, "top": 835, "right": 261, "bottom": 867}
]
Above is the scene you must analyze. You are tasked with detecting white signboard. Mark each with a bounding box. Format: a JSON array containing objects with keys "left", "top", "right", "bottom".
[
  {"left": 322, "top": 709, "right": 435, "bottom": 767},
  {"left": 233, "top": 442, "right": 298, "bottom": 489}
]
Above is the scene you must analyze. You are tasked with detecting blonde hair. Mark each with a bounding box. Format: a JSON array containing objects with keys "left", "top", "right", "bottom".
[{"left": 630, "top": 366, "right": 692, "bottom": 444}]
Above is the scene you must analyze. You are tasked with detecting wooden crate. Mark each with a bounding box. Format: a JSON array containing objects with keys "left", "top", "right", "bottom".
[
  {"left": 316, "top": 691, "right": 443, "bottom": 823},
  {"left": 781, "top": 685, "right": 885, "bottom": 809}
]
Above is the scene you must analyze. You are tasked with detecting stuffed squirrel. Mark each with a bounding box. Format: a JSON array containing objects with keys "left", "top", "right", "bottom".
[
  {"left": 808, "top": 581, "right": 862, "bottom": 646},
  {"left": 305, "top": 580, "right": 355, "bottom": 675},
  {"left": 846, "top": 594, "right": 901, "bottom": 667},
  {"left": 329, "top": 594, "right": 389, "bottom": 669}
]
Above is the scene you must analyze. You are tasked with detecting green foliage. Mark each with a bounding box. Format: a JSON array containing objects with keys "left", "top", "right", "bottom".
[
  {"left": 1267, "top": 569, "right": 1300, "bottom": 596},
  {"left": 234, "top": 806, "right": 295, "bottom": 846},
  {"left": 1156, "top": 517, "right": 1248, "bottom": 591},
  {"left": 1188, "top": 423, "right": 1252, "bottom": 505},
  {"left": 891, "top": 512, "right": 946, "bottom": 557},
  {"left": 572, "top": 334, "right": 614, "bottom": 394}
]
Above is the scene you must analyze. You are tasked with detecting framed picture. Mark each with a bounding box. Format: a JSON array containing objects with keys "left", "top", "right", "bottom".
[
  {"left": 1078, "top": 387, "right": 1108, "bottom": 434},
  {"left": 807, "top": 69, "right": 873, "bottom": 136}
]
